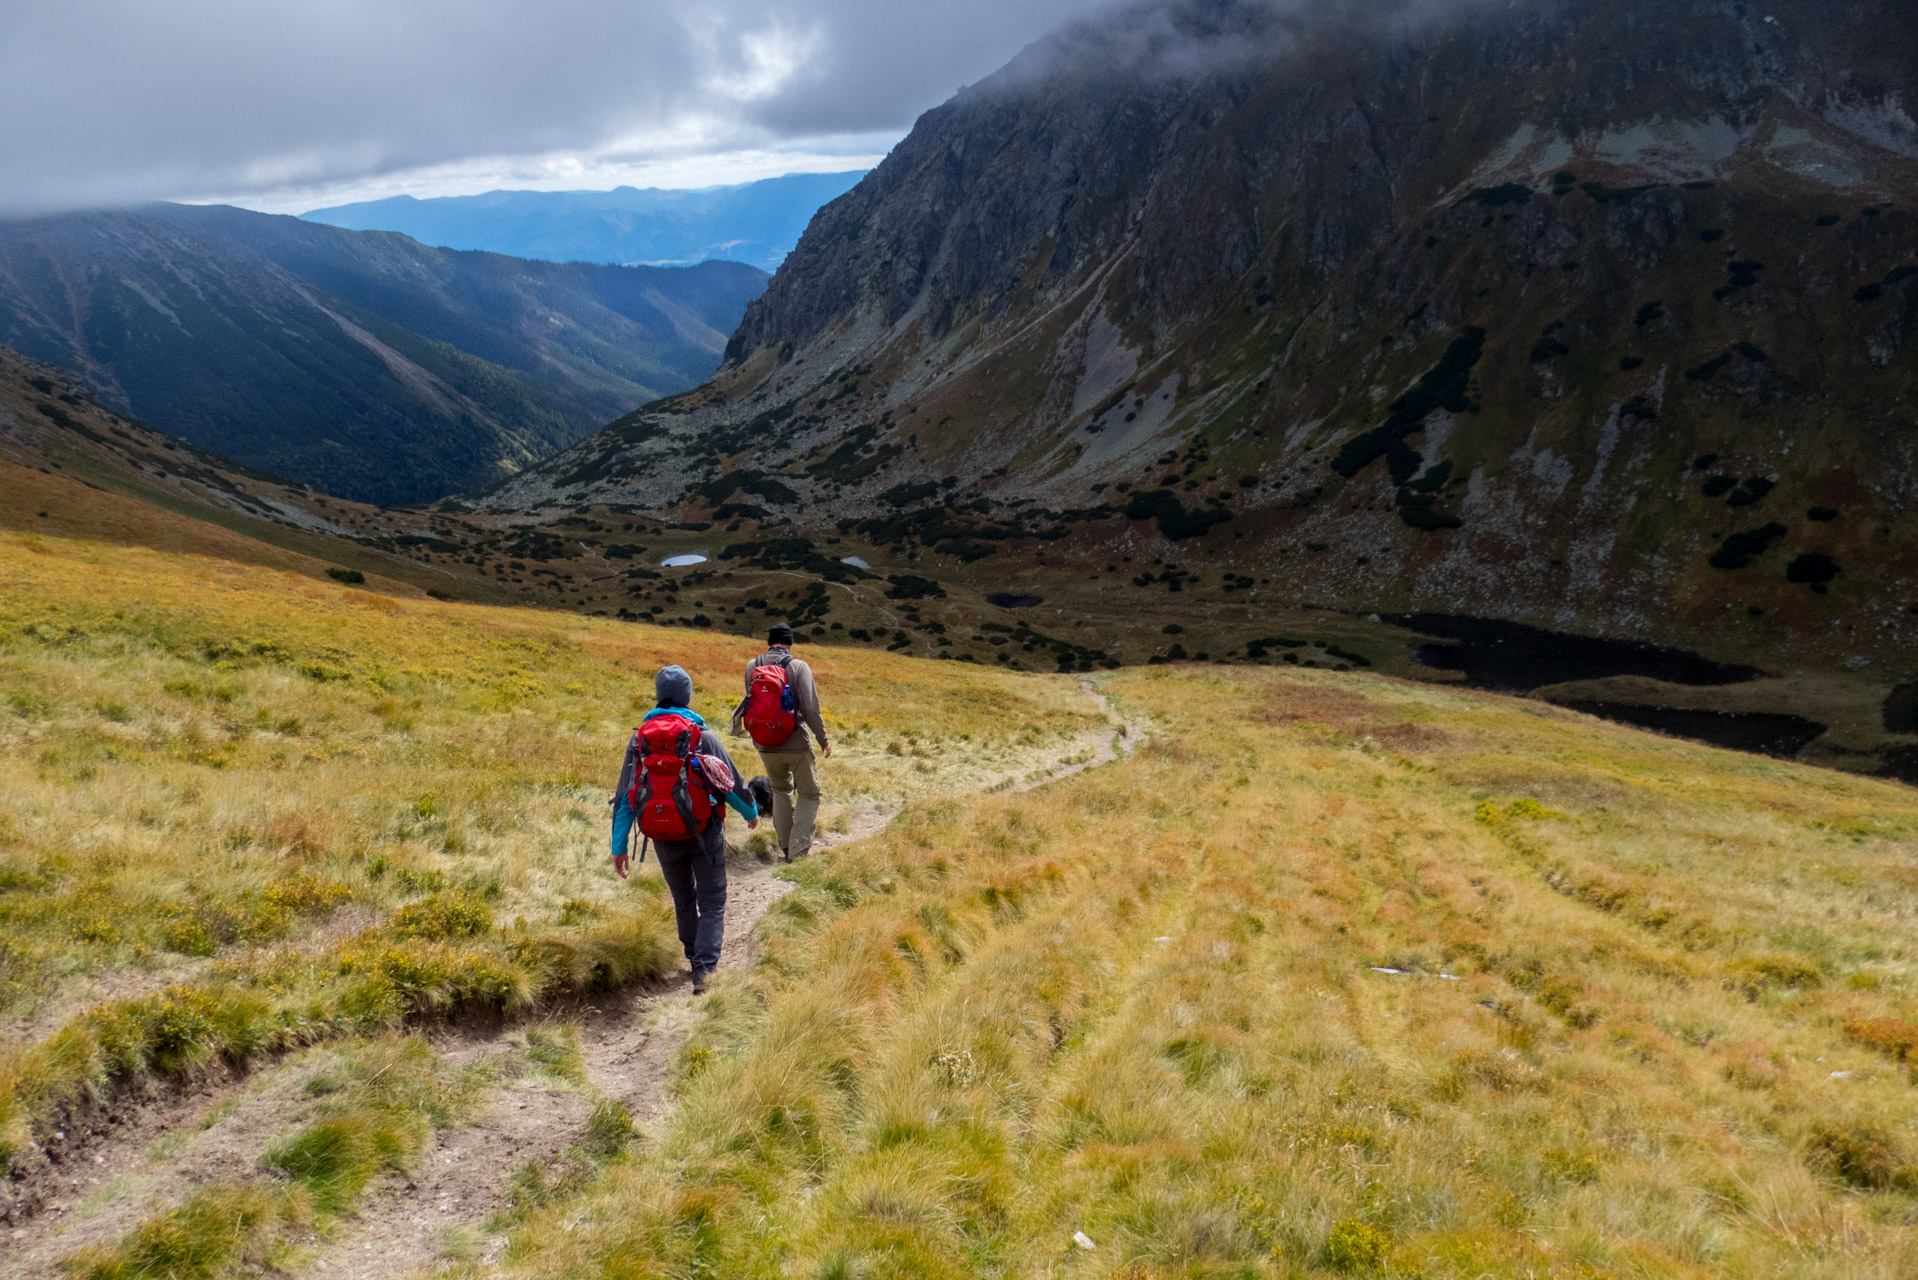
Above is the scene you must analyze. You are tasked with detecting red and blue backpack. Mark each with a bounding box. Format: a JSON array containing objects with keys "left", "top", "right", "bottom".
[
  {"left": 629, "top": 713, "right": 714, "bottom": 842},
  {"left": 743, "top": 655, "right": 798, "bottom": 747}
]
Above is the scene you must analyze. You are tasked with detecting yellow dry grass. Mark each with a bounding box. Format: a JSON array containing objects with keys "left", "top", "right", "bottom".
[
  {"left": 5, "top": 530, "right": 1918, "bottom": 1278},
  {"left": 481, "top": 668, "right": 1918, "bottom": 1279},
  {"left": 0, "top": 532, "right": 1103, "bottom": 1171}
]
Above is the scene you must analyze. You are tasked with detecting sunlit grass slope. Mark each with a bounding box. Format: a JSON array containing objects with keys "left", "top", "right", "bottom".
[
  {"left": 0, "top": 532, "right": 1103, "bottom": 1172},
  {"left": 492, "top": 670, "right": 1918, "bottom": 1278}
]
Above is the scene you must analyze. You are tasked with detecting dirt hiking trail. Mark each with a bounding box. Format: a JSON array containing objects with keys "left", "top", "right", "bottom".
[{"left": 0, "top": 684, "right": 1140, "bottom": 1280}]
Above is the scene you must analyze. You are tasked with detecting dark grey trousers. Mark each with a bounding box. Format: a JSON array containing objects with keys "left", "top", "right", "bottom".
[{"left": 652, "top": 820, "right": 727, "bottom": 973}]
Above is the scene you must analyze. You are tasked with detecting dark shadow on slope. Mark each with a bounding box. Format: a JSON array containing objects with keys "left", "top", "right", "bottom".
[
  {"left": 1878, "top": 745, "right": 1918, "bottom": 786},
  {"left": 1555, "top": 702, "right": 1826, "bottom": 758},
  {"left": 1387, "top": 614, "right": 1764, "bottom": 692},
  {"left": 1882, "top": 683, "right": 1918, "bottom": 734}
]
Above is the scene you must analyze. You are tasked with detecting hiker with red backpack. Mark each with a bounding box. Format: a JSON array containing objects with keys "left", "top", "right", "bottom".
[
  {"left": 732, "top": 622, "right": 831, "bottom": 861},
  {"left": 610, "top": 665, "right": 758, "bottom": 994}
]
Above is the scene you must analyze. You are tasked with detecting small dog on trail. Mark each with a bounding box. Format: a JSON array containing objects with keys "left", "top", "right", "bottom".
[{"left": 745, "top": 776, "right": 777, "bottom": 855}]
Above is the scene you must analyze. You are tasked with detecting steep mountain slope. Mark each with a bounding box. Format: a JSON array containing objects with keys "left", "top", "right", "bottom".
[
  {"left": 302, "top": 171, "right": 870, "bottom": 272},
  {"left": 0, "top": 206, "right": 766, "bottom": 503},
  {"left": 497, "top": 0, "right": 1918, "bottom": 679}
]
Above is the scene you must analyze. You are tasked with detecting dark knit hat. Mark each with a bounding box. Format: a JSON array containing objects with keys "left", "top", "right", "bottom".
[
  {"left": 767, "top": 622, "right": 795, "bottom": 646},
  {"left": 654, "top": 664, "right": 693, "bottom": 708}
]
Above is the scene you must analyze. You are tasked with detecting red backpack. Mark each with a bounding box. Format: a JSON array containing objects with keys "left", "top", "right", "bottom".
[
  {"left": 743, "top": 656, "right": 798, "bottom": 748},
  {"left": 628, "top": 714, "right": 714, "bottom": 842}
]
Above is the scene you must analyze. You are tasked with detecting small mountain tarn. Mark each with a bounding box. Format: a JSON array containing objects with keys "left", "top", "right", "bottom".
[
  {"left": 1386, "top": 615, "right": 1764, "bottom": 692},
  {"left": 986, "top": 594, "right": 1044, "bottom": 608}
]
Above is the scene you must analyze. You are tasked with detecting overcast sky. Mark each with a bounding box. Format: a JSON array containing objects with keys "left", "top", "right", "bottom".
[{"left": 2, "top": 0, "right": 1113, "bottom": 215}]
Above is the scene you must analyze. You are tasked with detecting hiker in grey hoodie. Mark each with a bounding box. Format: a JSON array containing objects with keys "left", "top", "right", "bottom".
[
  {"left": 732, "top": 622, "right": 831, "bottom": 860},
  {"left": 611, "top": 665, "right": 757, "bottom": 994}
]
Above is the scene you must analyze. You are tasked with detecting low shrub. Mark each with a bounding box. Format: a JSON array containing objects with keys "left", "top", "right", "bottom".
[
  {"left": 1842, "top": 1017, "right": 1918, "bottom": 1063},
  {"left": 1324, "top": 1219, "right": 1390, "bottom": 1271},
  {"left": 884, "top": 574, "right": 946, "bottom": 600},
  {"left": 1732, "top": 955, "right": 1823, "bottom": 998},
  {"left": 390, "top": 891, "right": 492, "bottom": 941},
  {"left": 1806, "top": 1124, "right": 1916, "bottom": 1191},
  {"left": 1709, "top": 523, "right": 1788, "bottom": 570},
  {"left": 1786, "top": 551, "right": 1840, "bottom": 586}
]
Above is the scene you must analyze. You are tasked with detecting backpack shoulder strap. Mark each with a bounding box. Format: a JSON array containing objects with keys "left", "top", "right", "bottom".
[{"left": 620, "top": 728, "right": 641, "bottom": 795}]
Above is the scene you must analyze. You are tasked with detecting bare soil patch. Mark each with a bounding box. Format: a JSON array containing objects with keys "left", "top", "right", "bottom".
[{"left": 285, "top": 1076, "right": 588, "bottom": 1280}]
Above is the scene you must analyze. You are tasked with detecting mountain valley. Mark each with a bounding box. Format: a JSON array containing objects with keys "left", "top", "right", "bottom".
[{"left": 0, "top": 205, "right": 767, "bottom": 504}]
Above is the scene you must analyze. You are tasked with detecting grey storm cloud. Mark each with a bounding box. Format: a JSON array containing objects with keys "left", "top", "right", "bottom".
[{"left": 0, "top": 0, "right": 1122, "bottom": 214}]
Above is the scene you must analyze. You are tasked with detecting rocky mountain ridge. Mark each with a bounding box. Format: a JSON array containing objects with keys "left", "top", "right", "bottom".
[{"left": 493, "top": 0, "right": 1918, "bottom": 676}]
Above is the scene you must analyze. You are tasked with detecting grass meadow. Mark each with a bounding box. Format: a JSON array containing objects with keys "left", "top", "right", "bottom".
[
  {"left": 482, "top": 670, "right": 1918, "bottom": 1279},
  {"left": 0, "top": 531, "right": 1102, "bottom": 1269},
  {"left": 3, "top": 529, "right": 1917, "bottom": 1278}
]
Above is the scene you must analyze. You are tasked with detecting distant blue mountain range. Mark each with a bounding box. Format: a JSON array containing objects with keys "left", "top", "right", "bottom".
[{"left": 302, "top": 171, "right": 869, "bottom": 273}]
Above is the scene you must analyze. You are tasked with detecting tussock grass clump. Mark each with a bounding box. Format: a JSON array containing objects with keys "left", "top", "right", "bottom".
[
  {"left": 61, "top": 1183, "right": 308, "bottom": 1280},
  {"left": 262, "top": 1110, "right": 420, "bottom": 1214},
  {"left": 262, "top": 1035, "right": 468, "bottom": 1213},
  {"left": 485, "top": 666, "right": 1918, "bottom": 1279}
]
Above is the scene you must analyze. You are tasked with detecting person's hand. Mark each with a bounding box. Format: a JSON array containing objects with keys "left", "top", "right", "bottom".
[
  {"left": 612, "top": 854, "right": 630, "bottom": 879},
  {"left": 747, "top": 817, "right": 760, "bottom": 830},
  {"left": 821, "top": 740, "right": 833, "bottom": 759}
]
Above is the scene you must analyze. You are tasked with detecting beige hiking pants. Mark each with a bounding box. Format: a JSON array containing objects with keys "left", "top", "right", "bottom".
[{"left": 758, "top": 750, "right": 822, "bottom": 860}]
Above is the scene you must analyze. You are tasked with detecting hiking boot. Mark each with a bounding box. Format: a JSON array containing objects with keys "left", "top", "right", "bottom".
[{"left": 690, "top": 968, "right": 709, "bottom": 996}]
